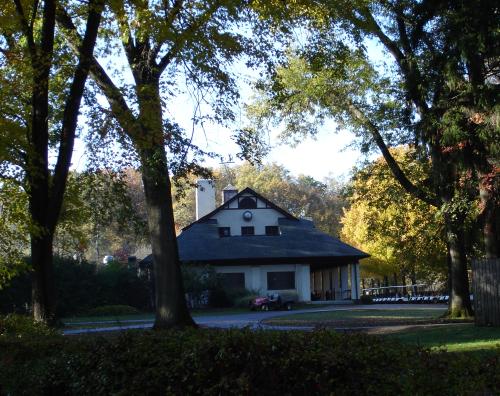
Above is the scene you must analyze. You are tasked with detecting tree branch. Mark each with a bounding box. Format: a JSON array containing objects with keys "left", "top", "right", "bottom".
[
  {"left": 56, "top": 7, "right": 141, "bottom": 139},
  {"left": 357, "top": 6, "right": 429, "bottom": 116},
  {"left": 29, "top": 0, "right": 40, "bottom": 34},
  {"left": 109, "top": 0, "right": 137, "bottom": 65},
  {"left": 157, "top": 1, "right": 218, "bottom": 74},
  {"left": 13, "top": 0, "right": 37, "bottom": 59},
  {"left": 410, "top": 0, "right": 443, "bottom": 48},
  {"left": 346, "top": 99, "right": 439, "bottom": 207},
  {"left": 50, "top": 0, "right": 105, "bottom": 232}
]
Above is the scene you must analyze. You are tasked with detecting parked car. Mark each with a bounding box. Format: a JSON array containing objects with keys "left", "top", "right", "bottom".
[{"left": 250, "top": 293, "right": 296, "bottom": 311}]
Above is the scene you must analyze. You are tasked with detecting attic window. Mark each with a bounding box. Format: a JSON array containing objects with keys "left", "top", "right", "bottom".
[
  {"left": 241, "top": 226, "right": 254, "bottom": 236},
  {"left": 218, "top": 227, "right": 231, "bottom": 237},
  {"left": 238, "top": 196, "right": 257, "bottom": 209},
  {"left": 265, "top": 226, "right": 280, "bottom": 236}
]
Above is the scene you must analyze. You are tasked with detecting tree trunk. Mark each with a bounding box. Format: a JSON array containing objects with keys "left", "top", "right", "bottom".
[
  {"left": 410, "top": 272, "right": 417, "bottom": 295},
  {"left": 479, "top": 177, "right": 499, "bottom": 259},
  {"left": 139, "top": 145, "right": 195, "bottom": 329},
  {"left": 31, "top": 232, "right": 56, "bottom": 324},
  {"left": 445, "top": 218, "right": 473, "bottom": 318}
]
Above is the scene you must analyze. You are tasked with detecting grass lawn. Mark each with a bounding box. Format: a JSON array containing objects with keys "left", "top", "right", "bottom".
[
  {"left": 263, "top": 308, "right": 448, "bottom": 325},
  {"left": 383, "top": 323, "right": 500, "bottom": 354},
  {"left": 63, "top": 313, "right": 155, "bottom": 326},
  {"left": 63, "top": 308, "right": 251, "bottom": 325},
  {"left": 63, "top": 302, "right": 328, "bottom": 328},
  {"left": 262, "top": 308, "right": 499, "bottom": 355}
]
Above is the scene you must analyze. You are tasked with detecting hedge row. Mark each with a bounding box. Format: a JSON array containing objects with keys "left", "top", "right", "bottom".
[
  {"left": 1, "top": 322, "right": 499, "bottom": 395},
  {"left": 0, "top": 258, "right": 153, "bottom": 317}
]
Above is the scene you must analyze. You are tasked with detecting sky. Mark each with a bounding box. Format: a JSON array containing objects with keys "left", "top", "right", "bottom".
[
  {"left": 70, "top": 28, "right": 384, "bottom": 184},
  {"left": 71, "top": 69, "right": 368, "bottom": 185},
  {"left": 183, "top": 120, "right": 364, "bottom": 182},
  {"left": 134, "top": 61, "right": 368, "bottom": 183}
]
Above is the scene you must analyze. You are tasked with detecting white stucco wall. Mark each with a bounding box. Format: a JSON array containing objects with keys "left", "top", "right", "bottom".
[
  {"left": 212, "top": 207, "right": 282, "bottom": 236},
  {"left": 214, "top": 264, "right": 311, "bottom": 302},
  {"left": 195, "top": 180, "right": 216, "bottom": 220}
]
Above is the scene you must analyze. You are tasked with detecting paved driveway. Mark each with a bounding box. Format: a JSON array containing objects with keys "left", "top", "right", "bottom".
[{"left": 63, "top": 304, "right": 447, "bottom": 335}]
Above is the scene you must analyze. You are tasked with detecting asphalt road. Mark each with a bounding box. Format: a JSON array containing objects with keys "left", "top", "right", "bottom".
[{"left": 63, "top": 304, "right": 448, "bottom": 335}]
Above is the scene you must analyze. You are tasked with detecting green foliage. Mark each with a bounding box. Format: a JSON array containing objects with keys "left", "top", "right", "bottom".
[
  {"left": 240, "top": 0, "right": 499, "bottom": 262},
  {"left": 210, "top": 287, "right": 256, "bottom": 308},
  {"left": 0, "top": 181, "right": 30, "bottom": 287},
  {"left": 0, "top": 314, "right": 58, "bottom": 338},
  {"left": 182, "top": 265, "right": 219, "bottom": 295},
  {"left": 207, "top": 285, "right": 256, "bottom": 308},
  {"left": 0, "top": 329, "right": 499, "bottom": 395},
  {"left": 55, "top": 170, "right": 148, "bottom": 262},
  {"left": 232, "top": 293, "right": 260, "bottom": 308},
  {"left": 84, "top": 305, "right": 140, "bottom": 317},
  {"left": 0, "top": 257, "right": 152, "bottom": 317}
]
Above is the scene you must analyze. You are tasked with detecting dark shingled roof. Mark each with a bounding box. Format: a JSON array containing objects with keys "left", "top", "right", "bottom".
[
  {"left": 140, "top": 187, "right": 369, "bottom": 267},
  {"left": 175, "top": 218, "right": 368, "bottom": 265}
]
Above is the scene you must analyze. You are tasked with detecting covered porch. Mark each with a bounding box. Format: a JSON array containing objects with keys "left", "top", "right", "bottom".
[{"left": 310, "top": 262, "right": 361, "bottom": 302}]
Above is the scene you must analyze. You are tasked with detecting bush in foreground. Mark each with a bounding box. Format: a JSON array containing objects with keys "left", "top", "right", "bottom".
[
  {"left": 0, "top": 314, "right": 58, "bottom": 338},
  {"left": 0, "top": 326, "right": 499, "bottom": 395}
]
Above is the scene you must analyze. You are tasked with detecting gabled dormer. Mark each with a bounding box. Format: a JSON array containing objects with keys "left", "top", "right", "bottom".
[{"left": 187, "top": 183, "right": 298, "bottom": 237}]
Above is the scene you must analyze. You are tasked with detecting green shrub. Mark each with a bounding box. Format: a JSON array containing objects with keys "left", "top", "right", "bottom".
[
  {"left": 0, "top": 329, "right": 498, "bottom": 395},
  {"left": 84, "top": 305, "right": 140, "bottom": 317},
  {"left": 210, "top": 287, "right": 258, "bottom": 308},
  {"left": 208, "top": 288, "right": 232, "bottom": 307},
  {"left": 0, "top": 314, "right": 58, "bottom": 338},
  {"left": 0, "top": 257, "right": 153, "bottom": 318},
  {"left": 233, "top": 293, "right": 259, "bottom": 308},
  {"left": 360, "top": 294, "right": 373, "bottom": 304},
  {"left": 182, "top": 265, "right": 219, "bottom": 294}
]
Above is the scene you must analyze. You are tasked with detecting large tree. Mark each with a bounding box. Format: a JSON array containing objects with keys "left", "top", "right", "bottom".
[
  {"left": 341, "top": 147, "right": 447, "bottom": 287},
  {"left": 54, "top": 170, "right": 148, "bottom": 262},
  {"left": 57, "top": 0, "right": 270, "bottom": 328},
  {"left": 240, "top": 0, "right": 498, "bottom": 317},
  {"left": 0, "top": 0, "right": 103, "bottom": 324}
]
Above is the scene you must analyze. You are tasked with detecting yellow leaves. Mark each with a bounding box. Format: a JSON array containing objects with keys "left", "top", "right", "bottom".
[{"left": 340, "top": 146, "right": 447, "bottom": 279}]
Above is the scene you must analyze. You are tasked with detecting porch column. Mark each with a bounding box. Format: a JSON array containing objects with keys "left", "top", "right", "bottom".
[
  {"left": 340, "top": 265, "right": 349, "bottom": 300},
  {"left": 250, "top": 266, "right": 261, "bottom": 292},
  {"left": 332, "top": 268, "right": 340, "bottom": 300},
  {"left": 296, "top": 264, "right": 311, "bottom": 302},
  {"left": 350, "top": 262, "right": 361, "bottom": 300},
  {"left": 313, "top": 271, "right": 322, "bottom": 297}
]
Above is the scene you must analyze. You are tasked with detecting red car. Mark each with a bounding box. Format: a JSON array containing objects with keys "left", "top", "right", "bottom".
[{"left": 250, "top": 293, "right": 295, "bottom": 311}]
